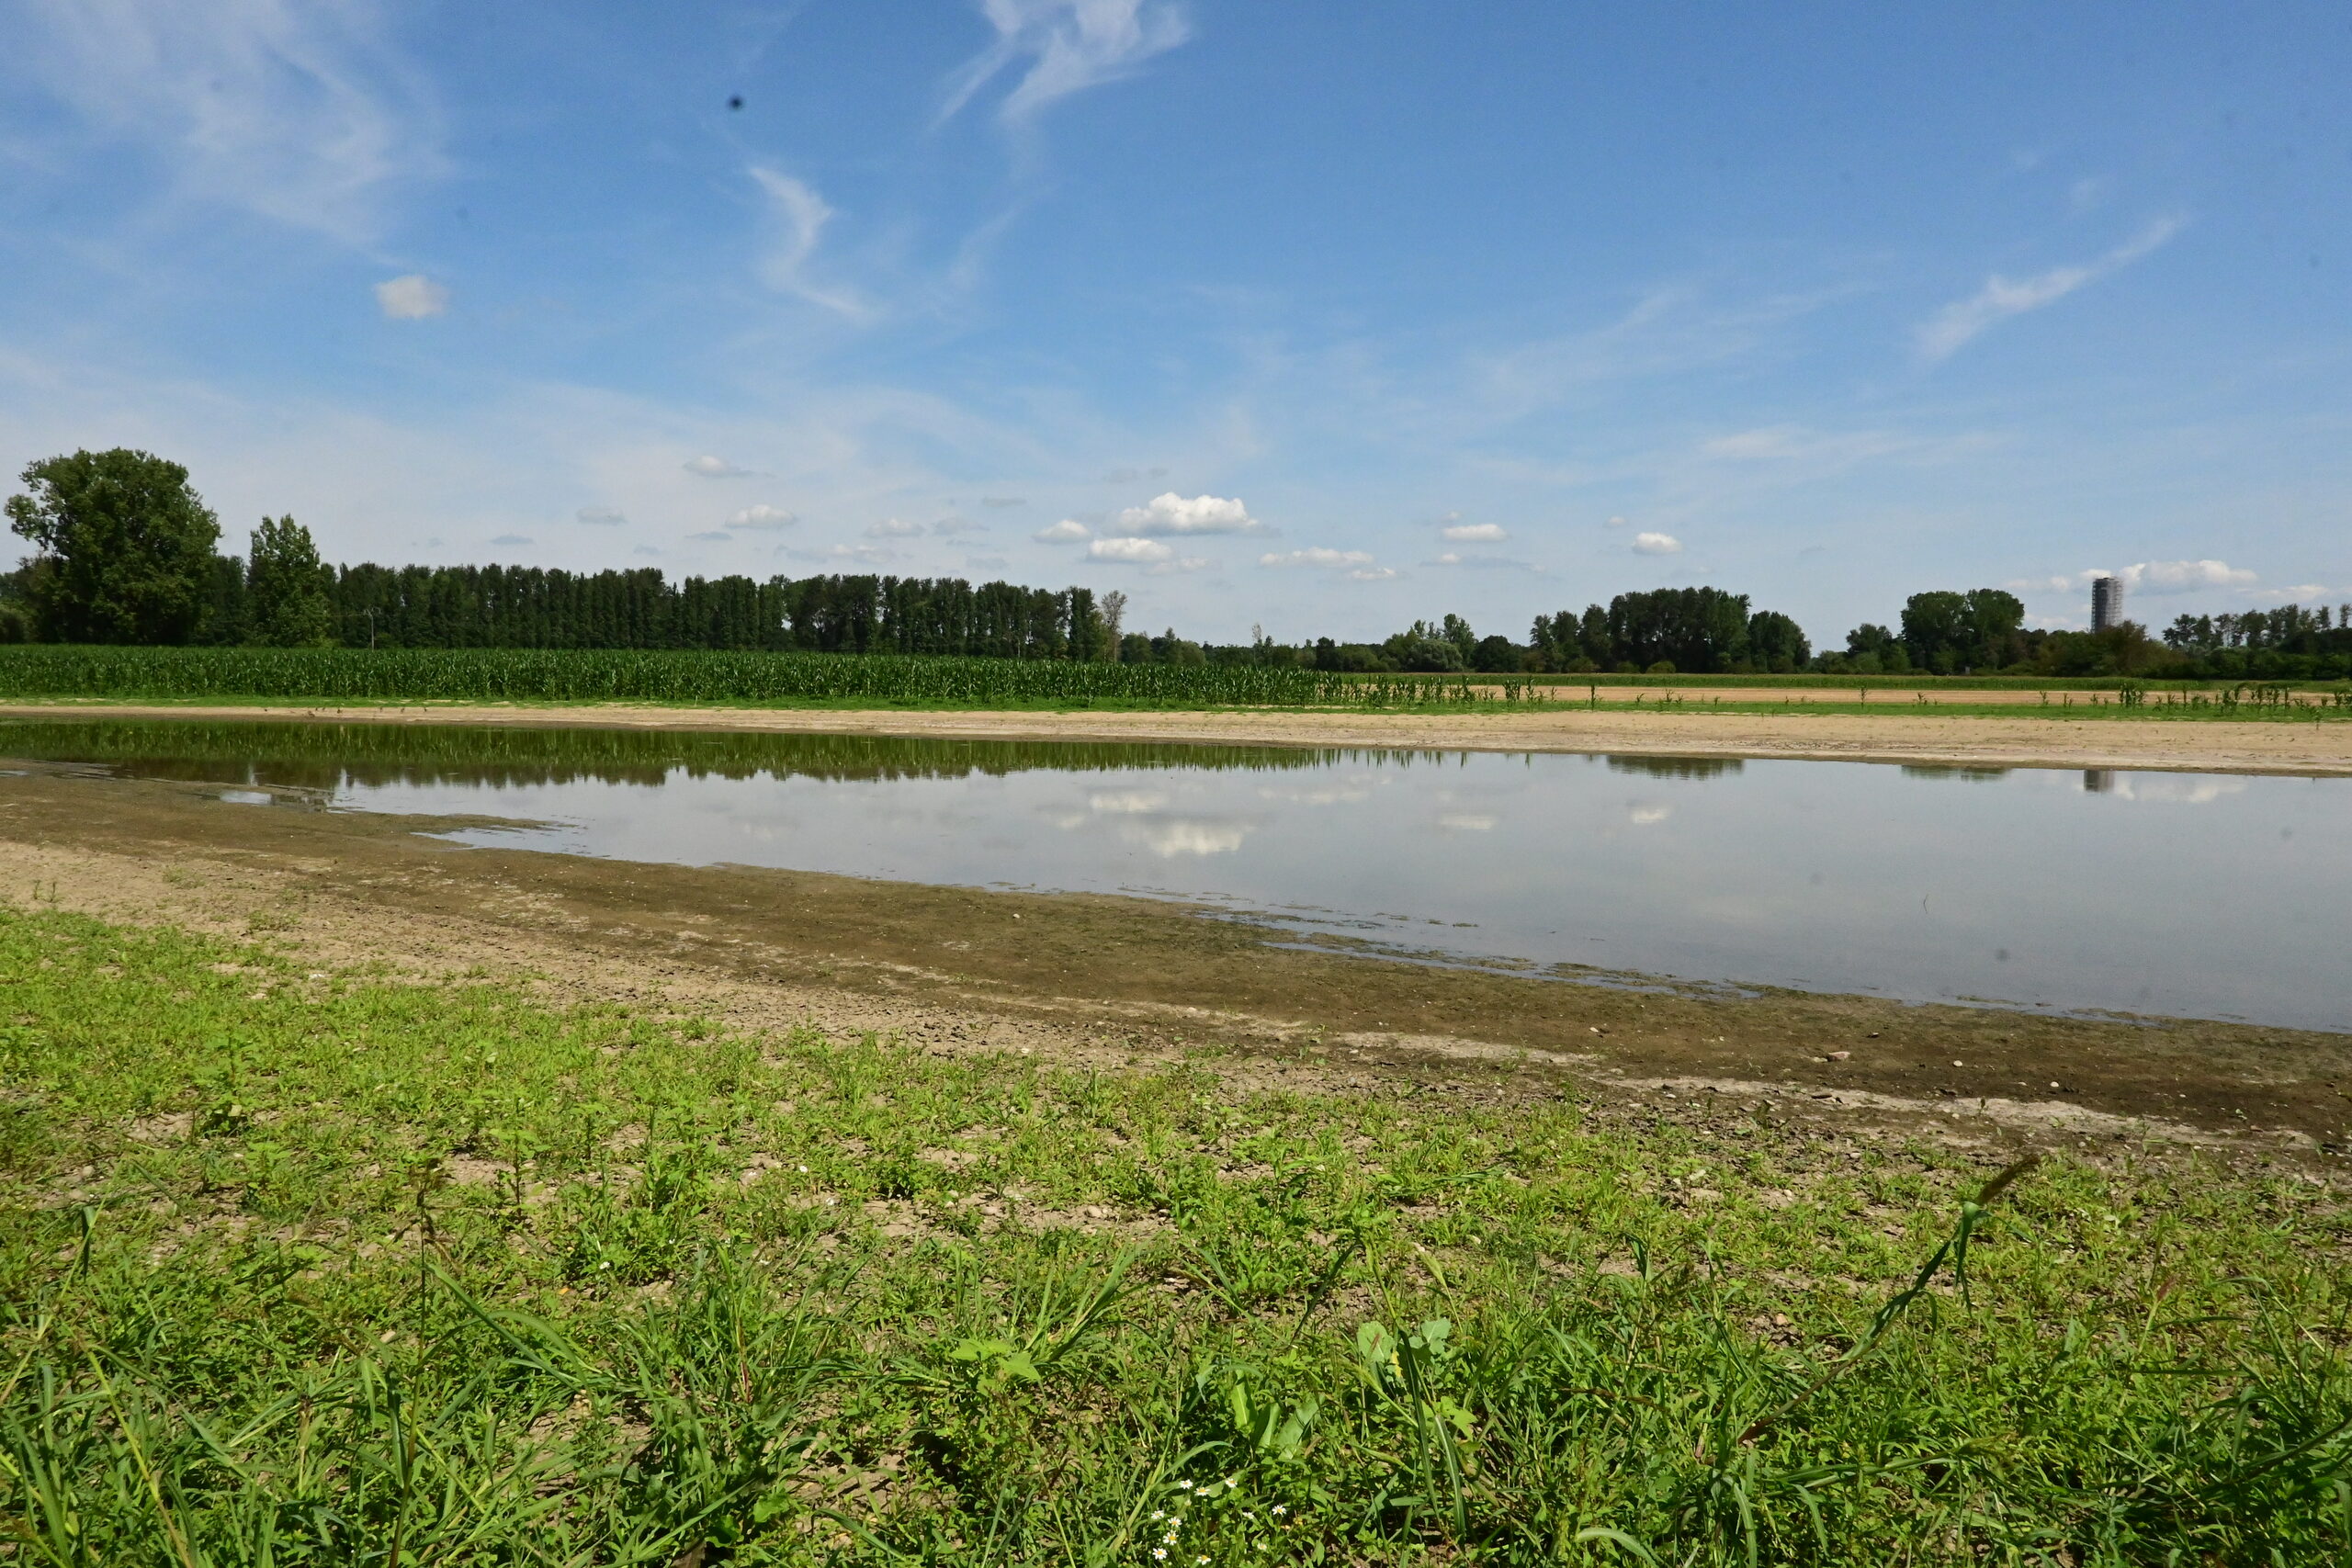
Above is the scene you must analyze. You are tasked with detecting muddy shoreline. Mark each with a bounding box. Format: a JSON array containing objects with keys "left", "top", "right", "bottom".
[
  {"left": 1, "top": 699, "right": 2348, "bottom": 776},
  {"left": 4, "top": 763, "right": 2345, "bottom": 1160}
]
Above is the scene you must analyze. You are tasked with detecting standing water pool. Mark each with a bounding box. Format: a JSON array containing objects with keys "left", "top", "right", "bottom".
[{"left": 3, "top": 719, "right": 2344, "bottom": 1032}]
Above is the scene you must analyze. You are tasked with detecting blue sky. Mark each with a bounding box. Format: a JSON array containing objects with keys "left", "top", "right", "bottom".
[{"left": 3, "top": 1, "right": 2348, "bottom": 646}]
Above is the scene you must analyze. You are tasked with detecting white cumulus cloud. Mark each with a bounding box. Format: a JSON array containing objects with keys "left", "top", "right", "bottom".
[
  {"left": 1632, "top": 532, "right": 1682, "bottom": 556},
  {"left": 729, "top": 504, "right": 797, "bottom": 530},
  {"left": 865, "top": 517, "right": 924, "bottom": 537},
  {"left": 1034, "top": 518, "right": 1091, "bottom": 542},
  {"left": 1103, "top": 492, "right": 1260, "bottom": 536},
  {"left": 2116, "top": 558, "right": 2256, "bottom": 593},
  {"left": 375, "top": 274, "right": 447, "bottom": 319},
  {"left": 684, "top": 455, "right": 751, "bottom": 479},
  {"left": 2011, "top": 559, "right": 2267, "bottom": 599},
  {"left": 1089, "top": 536, "right": 1208, "bottom": 572},
  {"left": 941, "top": 0, "right": 1192, "bottom": 126},
  {"left": 1440, "top": 522, "right": 1508, "bottom": 543},
  {"left": 1088, "top": 536, "right": 1173, "bottom": 562},
  {"left": 1916, "top": 215, "right": 2186, "bottom": 361}
]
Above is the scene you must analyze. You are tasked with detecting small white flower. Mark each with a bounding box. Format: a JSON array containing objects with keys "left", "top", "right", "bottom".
[
  {"left": 1149, "top": 1511, "right": 1164, "bottom": 1521},
  {"left": 1271, "top": 1505, "right": 1287, "bottom": 1517},
  {"left": 1151, "top": 1551, "right": 1166, "bottom": 1562},
  {"left": 1226, "top": 1475, "right": 1241, "bottom": 1489},
  {"left": 797, "top": 1164, "right": 808, "bottom": 1173},
  {"left": 1176, "top": 1480, "right": 1193, "bottom": 1491}
]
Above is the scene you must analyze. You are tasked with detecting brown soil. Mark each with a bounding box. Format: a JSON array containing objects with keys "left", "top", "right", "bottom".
[
  {"left": 2, "top": 699, "right": 2345, "bottom": 776},
  {"left": 4, "top": 764, "right": 2346, "bottom": 1164}
]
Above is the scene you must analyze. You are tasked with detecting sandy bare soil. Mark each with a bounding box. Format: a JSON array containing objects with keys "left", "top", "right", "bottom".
[
  {"left": 4, "top": 699, "right": 2348, "bottom": 775},
  {"left": 2, "top": 763, "right": 2345, "bottom": 1163}
]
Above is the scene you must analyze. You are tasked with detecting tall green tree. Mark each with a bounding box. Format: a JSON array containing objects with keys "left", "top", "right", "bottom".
[
  {"left": 245, "top": 515, "right": 334, "bottom": 647},
  {"left": 1900, "top": 588, "right": 2027, "bottom": 673},
  {"left": 5, "top": 448, "right": 222, "bottom": 644},
  {"left": 1745, "top": 609, "right": 1811, "bottom": 672}
]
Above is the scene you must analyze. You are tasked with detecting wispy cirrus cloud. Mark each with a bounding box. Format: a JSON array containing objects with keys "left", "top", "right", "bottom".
[
  {"left": 941, "top": 0, "right": 1191, "bottom": 127},
  {"left": 11, "top": 0, "right": 444, "bottom": 243},
  {"left": 1916, "top": 215, "right": 2186, "bottom": 362},
  {"left": 748, "top": 166, "right": 868, "bottom": 318}
]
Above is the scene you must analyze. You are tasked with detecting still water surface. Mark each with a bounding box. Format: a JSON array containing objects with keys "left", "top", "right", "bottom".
[{"left": 6, "top": 720, "right": 2344, "bottom": 1032}]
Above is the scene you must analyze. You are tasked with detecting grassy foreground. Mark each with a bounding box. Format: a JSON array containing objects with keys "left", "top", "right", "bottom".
[{"left": 1, "top": 911, "right": 2346, "bottom": 1563}]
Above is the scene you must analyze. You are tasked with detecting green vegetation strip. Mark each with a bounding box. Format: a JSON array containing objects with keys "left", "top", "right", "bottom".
[
  {"left": 3, "top": 910, "right": 2347, "bottom": 1561},
  {"left": 0, "top": 646, "right": 1550, "bottom": 710}
]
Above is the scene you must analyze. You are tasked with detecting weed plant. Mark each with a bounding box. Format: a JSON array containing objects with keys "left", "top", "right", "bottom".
[{"left": 0, "top": 909, "right": 2346, "bottom": 1562}]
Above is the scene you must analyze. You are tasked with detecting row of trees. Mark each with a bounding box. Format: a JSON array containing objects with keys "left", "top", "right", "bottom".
[
  {"left": 10, "top": 448, "right": 2351, "bottom": 679},
  {"left": 4, "top": 449, "right": 1116, "bottom": 660},
  {"left": 312, "top": 564, "right": 1111, "bottom": 660},
  {"left": 1824, "top": 591, "right": 2352, "bottom": 680}
]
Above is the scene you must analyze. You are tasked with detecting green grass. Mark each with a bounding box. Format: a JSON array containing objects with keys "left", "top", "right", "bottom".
[{"left": 1, "top": 908, "right": 2347, "bottom": 1562}]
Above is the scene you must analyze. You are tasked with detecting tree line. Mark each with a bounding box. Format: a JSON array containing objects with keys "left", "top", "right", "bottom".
[
  {"left": 3, "top": 448, "right": 1112, "bottom": 660},
  {"left": 8, "top": 447, "right": 2348, "bottom": 680}
]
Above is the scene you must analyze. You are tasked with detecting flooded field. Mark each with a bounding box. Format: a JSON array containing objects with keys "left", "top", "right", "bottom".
[{"left": 6, "top": 717, "right": 2344, "bottom": 1032}]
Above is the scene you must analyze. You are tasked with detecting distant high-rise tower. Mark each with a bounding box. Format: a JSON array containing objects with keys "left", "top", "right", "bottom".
[{"left": 2090, "top": 574, "right": 2125, "bottom": 633}]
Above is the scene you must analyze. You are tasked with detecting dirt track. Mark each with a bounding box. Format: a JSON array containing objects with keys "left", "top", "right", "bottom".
[{"left": 3, "top": 700, "right": 2348, "bottom": 776}]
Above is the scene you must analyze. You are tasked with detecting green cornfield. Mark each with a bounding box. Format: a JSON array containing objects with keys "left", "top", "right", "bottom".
[{"left": 0, "top": 646, "right": 1548, "bottom": 709}]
